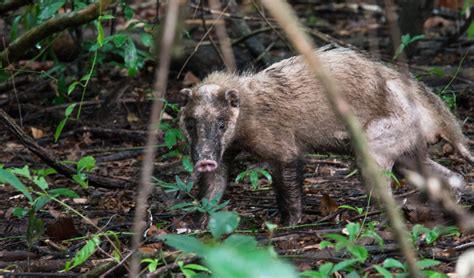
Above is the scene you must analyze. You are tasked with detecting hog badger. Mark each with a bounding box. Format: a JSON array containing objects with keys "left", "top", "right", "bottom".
[{"left": 179, "top": 46, "right": 473, "bottom": 225}]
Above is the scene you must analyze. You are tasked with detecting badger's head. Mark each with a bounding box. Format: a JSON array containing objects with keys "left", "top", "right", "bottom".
[{"left": 179, "top": 84, "right": 240, "bottom": 172}]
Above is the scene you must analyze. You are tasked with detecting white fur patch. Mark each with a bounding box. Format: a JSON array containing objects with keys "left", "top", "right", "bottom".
[{"left": 198, "top": 84, "right": 220, "bottom": 95}]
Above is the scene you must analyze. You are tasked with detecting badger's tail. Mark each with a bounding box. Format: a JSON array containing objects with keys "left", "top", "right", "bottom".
[{"left": 418, "top": 84, "right": 473, "bottom": 165}]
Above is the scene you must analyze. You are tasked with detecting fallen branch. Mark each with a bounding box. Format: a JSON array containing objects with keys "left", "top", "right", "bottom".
[
  {"left": 260, "top": 0, "right": 420, "bottom": 277},
  {"left": 0, "top": 0, "right": 113, "bottom": 65},
  {"left": 0, "top": 108, "right": 134, "bottom": 189}
]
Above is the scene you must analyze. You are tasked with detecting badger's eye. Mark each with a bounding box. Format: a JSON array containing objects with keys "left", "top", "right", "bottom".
[
  {"left": 185, "top": 119, "right": 195, "bottom": 131},
  {"left": 217, "top": 119, "right": 225, "bottom": 130}
]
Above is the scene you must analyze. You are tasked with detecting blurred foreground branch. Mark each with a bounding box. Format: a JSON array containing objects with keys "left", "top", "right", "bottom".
[
  {"left": 129, "top": 0, "right": 181, "bottom": 276},
  {"left": 260, "top": 0, "right": 420, "bottom": 277}
]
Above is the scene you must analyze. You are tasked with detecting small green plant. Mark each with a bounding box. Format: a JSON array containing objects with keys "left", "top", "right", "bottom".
[
  {"left": 154, "top": 176, "right": 230, "bottom": 214},
  {"left": 374, "top": 257, "right": 446, "bottom": 278},
  {"left": 141, "top": 258, "right": 160, "bottom": 273},
  {"left": 338, "top": 204, "right": 364, "bottom": 215},
  {"left": 178, "top": 261, "right": 211, "bottom": 278},
  {"left": 71, "top": 155, "right": 96, "bottom": 188},
  {"left": 411, "top": 224, "right": 460, "bottom": 246},
  {"left": 438, "top": 90, "right": 457, "bottom": 111},
  {"left": 0, "top": 165, "right": 79, "bottom": 248},
  {"left": 235, "top": 167, "right": 272, "bottom": 190},
  {"left": 64, "top": 235, "right": 101, "bottom": 271},
  {"left": 393, "top": 34, "right": 425, "bottom": 60},
  {"left": 158, "top": 211, "right": 298, "bottom": 277}
]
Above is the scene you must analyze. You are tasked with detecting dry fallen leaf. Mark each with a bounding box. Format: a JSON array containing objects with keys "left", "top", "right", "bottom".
[
  {"left": 320, "top": 193, "right": 338, "bottom": 216},
  {"left": 30, "top": 127, "right": 45, "bottom": 139},
  {"left": 45, "top": 217, "right": 78, "bottom": 241},
  {"left": 127, "top": 112, "right": 140, "bottom": 124}
]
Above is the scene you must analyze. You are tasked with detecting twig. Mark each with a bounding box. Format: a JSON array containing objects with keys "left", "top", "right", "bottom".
[
  {"left": 259, "top": 1, "right": 420, "bottom": 277},
  {"left": 129, "top": 0, "right": 181, "bottom": 276},
  {"left": 189, "top": 3, "right": 263, "bottom": 21},
  {"left": 0, "top": 0, "right": 113, "bottom": 64},
  {"left": 177, "top": 3, "right": 230, "bottom": 78},
  {"left": 208, "top": 0, "right": 236, "bottom": 72},
  {"left": 0, "top": 108, "right": 134, "bottom": 189},
  {"left": 198, "top": 0, "right": 226, "bottom": 67},
  {"left": 251, "top": 0, "right": 292, "bottom": 50}
]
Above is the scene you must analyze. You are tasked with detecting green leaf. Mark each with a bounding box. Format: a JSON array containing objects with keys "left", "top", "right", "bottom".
[
  {"left": 416, "top": 259, "right": 440, "bottom": 270},
  {"left": 159, "top": 234, "right": 207, "bottom": 256},
  {"left": 325, "top": 233, "right": 348, "bottom": 243},
  {"left": 10, "top": 15, "right": 21, "bottom": 41},
  {"left": 140, "top": 32, "right": 154, "bottom": 48},
  {"left": 467, "top": 21, "right": 474, "bottom": 38},
  {"left": 141, "top": 258, "right": 159, "bottom": 272},
  {"left": 65, "top": 103, "right": 77, "bottom": 117},
  {"left": 97, "top": 21, "right": 105, "bottom": 47},
  {"left": 259, "top": 169, "right": 272, "bottom": 183},
  {"left": 34, "top": 168, "right": 57, "bottom": 177},
  {"left": 249, "top": 171, "right": 259, "bottom": 189},
  {"left": 125, "top": 38, "right": 138, "bottom": 77},
  {"left": 39, "top": 0, "right": 66, "bottom": 20},
  {"left": 319, "top": 262, "right": 334, "bottom": 275},
  {"left": 331, "top": 259, "right": 359, "bottom": 274},
  {"left": 112, "top": 34, "right": 128, "bottom": 47},
  {"left": 319, "top": 240, "right": 333, "bottom": 249},
  {"left": 33, "top": 176, "right": 49, "bottom": 190},
  {"left": 48, "top": 188, "right": 79, "bottom": 198},
  {"left": 235, "top": 171, "right": 247, "bottom": 183},
  {"left": 183, "top": 263, "right": 211, "bottom": 272},
  {"left": 208, "top": 211, "right": 240, "bottom": 239},
  {"left": 383, "top": 258, "right": 406, "bottom": 270},
  {"left": 54, "top": 118, "right": 68, "bottom": 142},
  {"left": 124, "top": 5, "right": 134, "bottom": 19},
  {"left": 300, "top": 271, "right": 324, "bottom": 278},
  {"left": 205, "top": 245, "right": 298, "bottom": 278},
  {"left": 12, "top": 207, "right": 28, "bottom": 219},
  {"left": 182, "top": 155, "right": 194, "bottom": 173},
  {"left": 10, "top": 165, "right": 31, "bottom": 179},
  {"left": 164, "top": 129, "right": 178, "bottom": 149},
  {"left": 80, "top": 73, "right": 92, "bottom": 82},
  {"left": 26, "top": 211, "right": 44, "bottom": 247},
  {"left": 99, "top": 15, "right": 115, "bottom": 20},
  {"left": 373, "top": 265, "right": 393, "bottom": 278},
  {"left": 348, "top": 245, "right": 368, "bottom": 262},
  {"left": 0, "top": 168, "right": 32, "bottom": 202},
  {"left": 73, "top": 173, "right": 88, "bottom": 188},
  {"left": 423, "top": 270, "right": 448, "bottom": 278},
  {"left": 33, "top": 195, "right": 52, "bottom": 211},
  {"left": 65, "top": 236, "right": 101, "bottom": 271},
  {"left": 68, "top": 81, "right": 80, "bottom": 95},
  {"left": 345, "top": 222, "right": 361, "bottom": 241},
  {"left": 224, "top": 234, "right": 258, "bottom": 251},
  {"left": 77, "top": 156, "right": 96, "bottom": 172}
]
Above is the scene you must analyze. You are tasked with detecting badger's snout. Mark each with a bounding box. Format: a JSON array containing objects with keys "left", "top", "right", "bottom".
[{"left": 195, "top": 159, "right": 218, "bottom": 172}]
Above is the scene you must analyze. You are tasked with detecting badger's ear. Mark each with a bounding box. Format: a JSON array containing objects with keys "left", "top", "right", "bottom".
[
  {"left": 179, "top": 88, "right": 193, "bottom": 104},
  {"left": 225, "top": 89, "right": 239, "bottom": 107}
]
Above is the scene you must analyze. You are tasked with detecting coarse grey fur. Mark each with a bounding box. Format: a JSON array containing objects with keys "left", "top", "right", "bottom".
[{"left": 179, "top": 47, "right": 473, "bottom": 225}]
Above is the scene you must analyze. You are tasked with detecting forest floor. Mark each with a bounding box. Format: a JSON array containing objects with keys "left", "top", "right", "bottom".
[{"left": 0, "top": 1, "right": 473, "bottom": 277}]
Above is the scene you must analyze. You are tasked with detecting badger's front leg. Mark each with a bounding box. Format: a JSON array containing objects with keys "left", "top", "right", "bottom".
[{"left": 272, "top": 160, "right": 304, "bottom": 226}]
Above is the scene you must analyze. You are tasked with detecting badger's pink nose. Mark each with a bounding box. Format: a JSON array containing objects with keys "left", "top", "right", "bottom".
[{"left": 195, "top": 160, "right": 218, "bottom": 172}]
